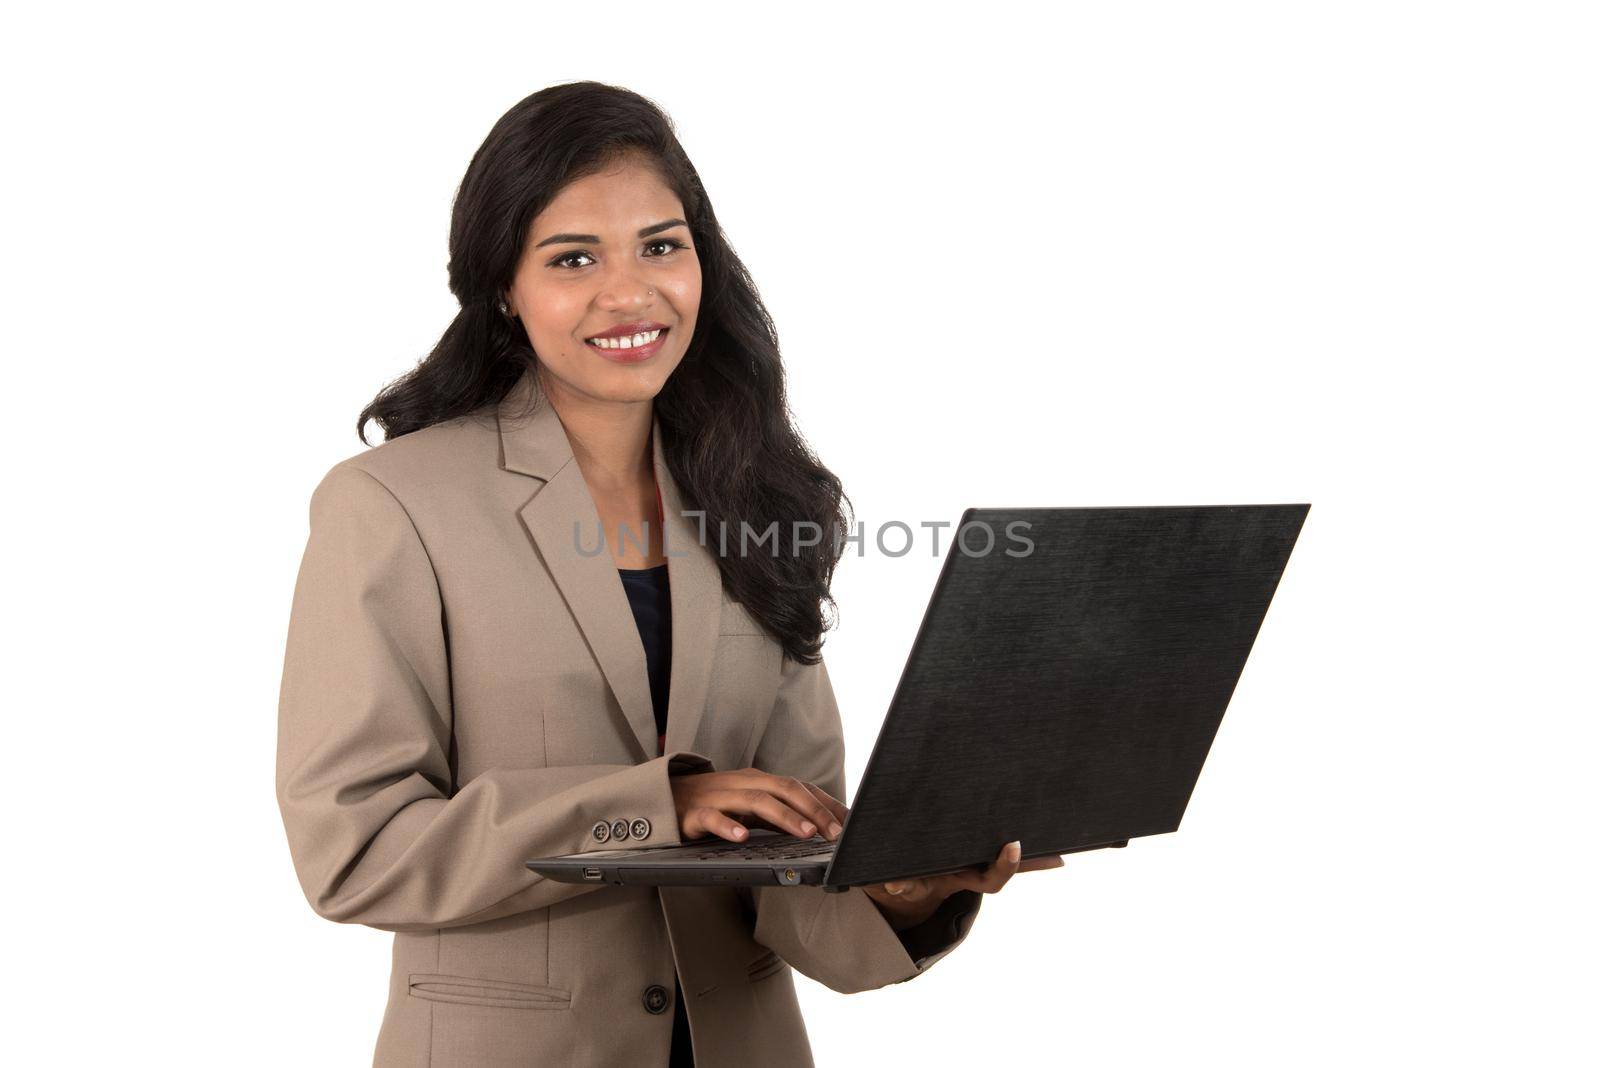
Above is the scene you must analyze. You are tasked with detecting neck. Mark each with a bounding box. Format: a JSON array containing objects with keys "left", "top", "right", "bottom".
[{"left": 538, "top": 369, "right": 655, "bottom": 492}]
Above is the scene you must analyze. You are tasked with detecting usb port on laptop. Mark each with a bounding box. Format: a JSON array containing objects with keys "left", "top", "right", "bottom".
[{"left": 583, "top": 867, "right": 602, "bottom": 881}]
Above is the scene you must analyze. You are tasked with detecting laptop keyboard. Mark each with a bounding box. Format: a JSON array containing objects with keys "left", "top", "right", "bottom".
[{"left": 682, "top": 834, "right": 833, "bottom": 860}]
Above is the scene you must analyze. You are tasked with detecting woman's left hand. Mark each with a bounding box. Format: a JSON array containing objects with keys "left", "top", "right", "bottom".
[{"left": 861, "top": 841, "right": 1065, "bottom": 930}]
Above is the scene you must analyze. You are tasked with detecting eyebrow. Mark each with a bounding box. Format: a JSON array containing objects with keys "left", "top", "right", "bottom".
[{"left": 533, "top": 218, "right": 688, "bottom": 249}]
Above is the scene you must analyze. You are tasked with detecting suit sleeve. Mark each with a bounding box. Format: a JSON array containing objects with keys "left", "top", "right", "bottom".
[
  {"left": 275, "top": 462, "right": 714, "bottom": 933},
  {"left": 745, "top": 653, "right": 982, "bottom": 993}
]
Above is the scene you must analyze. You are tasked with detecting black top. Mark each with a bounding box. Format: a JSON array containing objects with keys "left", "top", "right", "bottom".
[
  {"left": 617, "top": 564, "right": 693, "bottom": 1066},
  {"left": 617, "top": 563, "right": 673, "bottom": 749}
]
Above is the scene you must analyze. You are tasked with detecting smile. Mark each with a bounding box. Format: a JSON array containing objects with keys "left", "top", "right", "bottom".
[
  {"left": 586, "top": 328, "right": 664, "bottom": 350},
  {"left": 585, "top": 326, "right": 669, "bottom": 363}
]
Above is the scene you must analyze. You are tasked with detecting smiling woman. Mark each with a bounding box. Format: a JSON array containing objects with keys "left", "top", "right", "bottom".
[
  {"left": 355, "top": 83, "right": 846, "bottom": 660},
  {"left": 506, "top": 167, "right": 701, "bottom": 403},
  {"left": 278, "top": 81, "right": 1029, "bottom": 1068}
]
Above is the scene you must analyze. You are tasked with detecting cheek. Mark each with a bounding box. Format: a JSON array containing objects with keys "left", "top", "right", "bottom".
[
  {"left": 666, "top": 268, "right": 703, "bottom": 321},
  {"left": 523, "top": 292, "right": 586, "bottom": 354}
]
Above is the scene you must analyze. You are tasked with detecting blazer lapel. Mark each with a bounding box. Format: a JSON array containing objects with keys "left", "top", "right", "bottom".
[{"left": 497, "top": 370, "right": 723, "bottom": 764}]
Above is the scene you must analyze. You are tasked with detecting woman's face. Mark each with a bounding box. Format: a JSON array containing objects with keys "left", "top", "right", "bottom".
[{"left": 505, "top": 154, "right": 702, "bottom": 408}]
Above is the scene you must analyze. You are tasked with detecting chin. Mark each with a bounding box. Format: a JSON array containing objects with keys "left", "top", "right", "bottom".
[
  {"left": 583, "top": 365, "right": 675, "bottom": 404},
  {"left": 539, "top": 354, "right": 679, "bottom": 405}
]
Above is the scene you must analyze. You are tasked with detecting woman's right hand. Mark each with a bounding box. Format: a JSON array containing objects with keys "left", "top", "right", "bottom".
[{"left": 670, "top": 768, "right": 849, "bottom": 844}]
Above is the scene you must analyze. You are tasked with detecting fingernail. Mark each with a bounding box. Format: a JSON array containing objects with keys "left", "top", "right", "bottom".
[
  {"left": 801, "top": 821, "right": 817, "bottom": 837},
  {"left": 1007, "top": 841, "right": 1022, "bottom": 861},
  {"left": 885, "top": 882, "right": 906, "bottom": 895},
  {"left": 733, "top": 826, "right": 747, "bottom": 839},
  {"left": 828, "top": 821, "right": 843, "bottom": 838}
]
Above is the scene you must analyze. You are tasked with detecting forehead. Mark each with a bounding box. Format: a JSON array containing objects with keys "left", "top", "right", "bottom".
[{"left": 531, "top": 156, "right": 685, "bottom": 237}]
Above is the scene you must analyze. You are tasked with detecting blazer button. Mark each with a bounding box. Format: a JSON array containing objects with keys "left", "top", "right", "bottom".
[
  {"left": 592, "top": 821, "right": 611, "bottom": 844},
  {"left": 629, "top": 817, "right": 651, "bottom": 840},
  {"left": 642, "top": 984, "right": 670, "bottom": 1015},
  {"left": 611, "top": 818, "right": 631, "bottom": 842}
]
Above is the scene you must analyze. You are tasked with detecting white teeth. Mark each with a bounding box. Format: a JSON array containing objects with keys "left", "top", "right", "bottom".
[{"left": 588, "top": 329, "right": 662, "bottom": 350}]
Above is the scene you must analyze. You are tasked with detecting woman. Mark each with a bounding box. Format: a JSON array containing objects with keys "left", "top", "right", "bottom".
[{"left": 276, "top": 81, "right": 1062, "bottom": 1067}]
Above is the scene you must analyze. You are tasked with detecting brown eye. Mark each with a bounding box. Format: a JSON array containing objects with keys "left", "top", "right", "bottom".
[
  {"left": 550, "top": 250, "right": 595, "bottom": 269},
  {"left": 645, "top": 238, "right": 687, "bottom": 256}
]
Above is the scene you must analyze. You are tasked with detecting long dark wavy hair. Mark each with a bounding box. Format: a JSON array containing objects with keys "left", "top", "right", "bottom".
[{"left": 357, "top": 81, "right": 849, "bottom": 664}]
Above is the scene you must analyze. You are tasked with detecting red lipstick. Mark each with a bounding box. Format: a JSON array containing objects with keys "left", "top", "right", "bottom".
[{"left": 584, "top": 321, "right": 670, "bottom": 363}]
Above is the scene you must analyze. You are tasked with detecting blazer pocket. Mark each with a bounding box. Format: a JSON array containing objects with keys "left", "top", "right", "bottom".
[
  {"left": 746, "top": 949, "right": 787, "bottom": 984},
  {"left": 407, "top": 973, "right": 572, "bottom": 1010},
  {"left": 720, "top": 599, "right": 767, "bottom": 636}
]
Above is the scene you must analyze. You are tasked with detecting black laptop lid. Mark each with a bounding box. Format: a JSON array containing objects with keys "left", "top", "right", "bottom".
[{"left": 824, "top": 504, "right": 1308, "bottom": 889}]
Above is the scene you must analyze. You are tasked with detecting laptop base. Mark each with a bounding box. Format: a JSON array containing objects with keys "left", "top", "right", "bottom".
[{"left": 527, "top": 834, "right": 1132, "bottom": 890}]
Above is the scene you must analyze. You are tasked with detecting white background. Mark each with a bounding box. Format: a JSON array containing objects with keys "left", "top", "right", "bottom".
[{"left": 5, "top": 2, "right": 1596, "bottom": 1064}]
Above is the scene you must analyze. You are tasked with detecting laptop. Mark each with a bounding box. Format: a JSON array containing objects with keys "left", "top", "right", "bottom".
[{"left": 527, "top": 503, "right": 1309, "bottom": 892}]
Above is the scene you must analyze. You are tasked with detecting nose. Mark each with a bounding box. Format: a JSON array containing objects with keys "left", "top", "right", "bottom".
[{"left": 593, "top": 258, "right": 655, "bottom": 311}]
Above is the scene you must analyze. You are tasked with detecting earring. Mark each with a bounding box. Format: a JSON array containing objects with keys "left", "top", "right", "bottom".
[{"left": 497, "top": 297, "right": 513, "bottom": 317}]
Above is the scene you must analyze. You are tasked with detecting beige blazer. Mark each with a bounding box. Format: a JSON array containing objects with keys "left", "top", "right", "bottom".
[{"left": 276, "top": 369, "right": 981, "bottom": 1067}]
